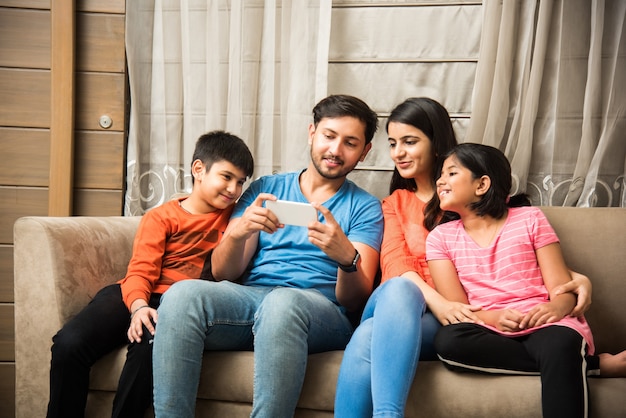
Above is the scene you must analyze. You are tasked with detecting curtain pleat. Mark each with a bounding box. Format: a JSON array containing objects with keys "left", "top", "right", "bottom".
[{"left": 467, "top": 0, "right": 625, "bottom": 207}]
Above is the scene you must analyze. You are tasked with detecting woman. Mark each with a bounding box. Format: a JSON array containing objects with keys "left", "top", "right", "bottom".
[{"left": 334, "top": 98, "right": 592, "bottom": 418}]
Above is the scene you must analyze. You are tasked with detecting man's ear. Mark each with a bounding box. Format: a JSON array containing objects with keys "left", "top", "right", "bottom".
[
  {"left": 475, "top": 175, "right": 491, "bottom": 196},
  {"left": 359, "top": 142, "right": 372, "bottom": 162},
  {"left": 308, "top": 123, "right": 316, "bottom": 146}
]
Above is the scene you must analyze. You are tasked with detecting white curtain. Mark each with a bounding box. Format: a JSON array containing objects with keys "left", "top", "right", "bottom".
[
  {"left": 125, "top": 0, "right": 331, "bottom": 215},
  {"left": 466, "top": 0, "right": 626, "bottom": 207},
  {"left": 125, "top": 0, "right": 625, "bottom": 212}
]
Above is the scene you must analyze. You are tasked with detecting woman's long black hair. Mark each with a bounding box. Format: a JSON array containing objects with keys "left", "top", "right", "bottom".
[{"left": 386, "top": 97, "right": 458, "bottom": 230}]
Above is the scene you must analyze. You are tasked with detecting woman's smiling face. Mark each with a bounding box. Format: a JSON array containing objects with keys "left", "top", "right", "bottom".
[{"left": 387, "top": 121, "right": 434, "bottom": 181}]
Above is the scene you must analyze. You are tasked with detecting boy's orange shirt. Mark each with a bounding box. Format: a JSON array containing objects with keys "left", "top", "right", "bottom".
[{"left": 117, "top": 197, "right": 233, "bottom": 310}]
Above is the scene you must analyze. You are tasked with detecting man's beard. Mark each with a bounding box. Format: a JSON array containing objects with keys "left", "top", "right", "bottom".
[{"left": 310, "top": 153, "right": 357, "bottom": 180}]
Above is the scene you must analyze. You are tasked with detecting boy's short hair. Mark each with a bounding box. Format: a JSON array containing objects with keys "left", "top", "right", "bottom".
[
  {"left": 312, "top": 95, "right": 379, "bottom": 145},
  {"left": 192, "top": 131, "right": 254, "bottom": 183}
]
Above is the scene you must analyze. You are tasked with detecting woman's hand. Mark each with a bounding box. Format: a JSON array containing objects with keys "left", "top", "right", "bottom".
[
  {"left": 553, "top": 271, "right": 592, "bottom": 317},
  {"left": 432, "top": 299, "right": 483, "bottom": 326}
]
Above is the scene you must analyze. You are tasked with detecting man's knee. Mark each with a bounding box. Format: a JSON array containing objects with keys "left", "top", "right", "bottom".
[{"left": 159, "top": 280, "right": 216, "bottom": 318}]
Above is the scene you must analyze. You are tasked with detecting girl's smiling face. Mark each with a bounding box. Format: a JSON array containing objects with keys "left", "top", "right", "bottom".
[{"left": 436, "top": 154, "right": 483, "bottom": 213}]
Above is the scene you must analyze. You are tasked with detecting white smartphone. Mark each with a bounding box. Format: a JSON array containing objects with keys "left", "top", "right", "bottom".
[{"left": 266, "top": 200, "right": 318, "bottom": 227}]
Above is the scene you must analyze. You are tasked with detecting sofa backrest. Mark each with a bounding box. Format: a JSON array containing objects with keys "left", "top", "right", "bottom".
[
  {"left": 14, "top": 207, "right": 625, "bottom": 355},
  {"left": 14, "top": 216, "right": 142, "bottom": 324},
  {"left": 540, "top": 207, "right": 626, "bottom": 354}
]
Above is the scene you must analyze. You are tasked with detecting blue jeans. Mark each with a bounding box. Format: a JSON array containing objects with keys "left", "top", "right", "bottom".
[
  {"left": 152, "top": 279, "right": 354, "bottom": 418},
  {"left": 334, "top": 277, "right": 440, "bottom": 418}
]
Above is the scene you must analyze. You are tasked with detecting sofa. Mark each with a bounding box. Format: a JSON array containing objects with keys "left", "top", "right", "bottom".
[{"left": 14, "top": 206, "right": 626, "bottom": 417}]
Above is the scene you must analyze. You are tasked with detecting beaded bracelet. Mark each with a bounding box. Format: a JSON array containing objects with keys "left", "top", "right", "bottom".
[{"left": 130, "top": 305, "right": 150, "bottom": 319}]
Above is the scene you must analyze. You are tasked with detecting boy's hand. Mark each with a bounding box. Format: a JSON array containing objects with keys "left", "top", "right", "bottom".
[
  {"left": 307, "top": 203, "right": 352, "bottom": 264},
  {"left": 230, "top": 193, "right": 281, "bottom": 240},
  {"left": 127, "top": 306, "right": 157, "bottom": 343}
]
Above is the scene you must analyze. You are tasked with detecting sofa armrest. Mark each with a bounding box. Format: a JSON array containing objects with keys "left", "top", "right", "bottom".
[{"left": 14, "top": 216, "right": 141, "bottom": 418}]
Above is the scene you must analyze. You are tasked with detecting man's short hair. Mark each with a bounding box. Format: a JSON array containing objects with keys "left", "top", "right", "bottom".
[{"left": 312, "top": 95, "right": 378, "bottom": 145}]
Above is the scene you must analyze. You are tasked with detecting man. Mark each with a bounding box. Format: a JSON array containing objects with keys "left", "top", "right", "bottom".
[{"left": 152, "top": 95, "right": 384, "bottom": 418}]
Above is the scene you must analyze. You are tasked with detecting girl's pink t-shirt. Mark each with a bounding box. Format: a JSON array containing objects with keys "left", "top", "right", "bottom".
[{"left": 426, "top": 206, "right": 594, "bottom": 354}]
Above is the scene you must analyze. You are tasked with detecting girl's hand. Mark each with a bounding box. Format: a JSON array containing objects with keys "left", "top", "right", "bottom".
[
  {"left": 495, "top": 309, "right": 525, "bottom": 332},
  {"left": 127, "top": 305, "right": 158, "bottom": 343},
  {"left": 519, "top": 301, "right": 568, "bottom": 330},
  {"left": 433, "top": 300, "right": 483, "bottom": 325}
]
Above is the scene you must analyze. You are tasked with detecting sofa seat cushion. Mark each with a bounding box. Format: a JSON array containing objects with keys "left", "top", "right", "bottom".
[
  {"left": 89, "top": 348, "right": 342, "bottom": 410},
  {"left": 90, "top": 348, "right": 626, "bottom": 417}
]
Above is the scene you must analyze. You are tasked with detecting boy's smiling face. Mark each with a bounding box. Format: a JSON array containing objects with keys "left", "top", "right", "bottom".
[{"left": 195, "top": 160, "right": 248, "bottom": 211}]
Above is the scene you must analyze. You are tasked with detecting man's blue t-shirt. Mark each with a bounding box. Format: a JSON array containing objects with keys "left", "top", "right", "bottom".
[{"left": 231, "top": 170, "right": 383, "bottom": 306}]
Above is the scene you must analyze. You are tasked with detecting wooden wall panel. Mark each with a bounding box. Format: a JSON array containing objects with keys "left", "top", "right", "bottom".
[
  {"left": 74, "top": 131, "right": 125, "bottom": 190},
  {"left": 78, "top": 0, "right": 125, "bottom": 14},
  {"left": 0, "top": 0, "right": 48, "bottom": 9},
  {"left": 74, "top": 189, "right": 124, "bottom": 216},
  {"left": 77, "top": 12, "right": 126, "bottom": 73},
  {"left": 0, "top": 305, "right": 14, "bottom": 361},
  {"left": 0, "top": 188, "right": 48, "bottom": 245},
  {"left": 0, "top": 69, "right": 50, "bottom": 128},
  {"left": 75, "top": 72, "right": 126, "bottom": 131},
  {"left": 0, "top": 8, "right": 50, "bottom": 69},
  {"left": 1, "top": 2, "right": 127, "bottom": 414},
  {"left": 0, "top": 247, "right": 12, "bottom": 303},
  {"left": 0, "top": 128, "right": 50, "bottom": 187},
  {"left": 0, "top": 363, "right": 15, "bottom": 418}
]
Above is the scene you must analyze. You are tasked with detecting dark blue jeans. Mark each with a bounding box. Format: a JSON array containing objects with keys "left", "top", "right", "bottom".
[{"left": 46, "top": 283, "right": 160, "bottom": 418}]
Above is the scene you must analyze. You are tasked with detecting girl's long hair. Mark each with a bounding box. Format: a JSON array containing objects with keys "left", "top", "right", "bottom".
[{"left": 442, "top": 143, "right": 530, "bottom": 219}]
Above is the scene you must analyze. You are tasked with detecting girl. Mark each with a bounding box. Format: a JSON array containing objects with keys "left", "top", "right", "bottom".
[{"left": 427, "top": 143, "right": 626, "bottom": 418}]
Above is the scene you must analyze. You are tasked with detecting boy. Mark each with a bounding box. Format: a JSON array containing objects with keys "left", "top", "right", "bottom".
[{"left": 46, "top": 131, "right": 254, "bottom": 418}]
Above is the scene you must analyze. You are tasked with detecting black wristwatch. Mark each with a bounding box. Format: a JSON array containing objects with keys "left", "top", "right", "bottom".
[{"left": 338, "top": 249, "right": 360, "bottom": 273}]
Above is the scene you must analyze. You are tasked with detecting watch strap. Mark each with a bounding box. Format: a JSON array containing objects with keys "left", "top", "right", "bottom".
[{"left": 338, "top": 249, "right": 360, "bottom": 272}]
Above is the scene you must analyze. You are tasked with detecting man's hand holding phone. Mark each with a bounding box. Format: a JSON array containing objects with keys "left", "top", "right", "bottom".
[
  {"left": 266, "top": 200, "right": 318, "bottom": 227},
  {"left": 227, "top": 193, "right": 283, "bottom": 239}
]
